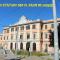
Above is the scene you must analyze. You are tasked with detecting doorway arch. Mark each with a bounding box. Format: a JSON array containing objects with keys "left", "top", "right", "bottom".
[
  {"left": 26, "top": 42, "right": 30, "bottom": 51},
  {"left": 20, "top": 43, "right": 23, "bottom": 50},
  {"left": 33, "top": 43, "right": 36, "bottom": 51},
  {"left": 10, "top": 43, "right": 13, "bottom": 50}
]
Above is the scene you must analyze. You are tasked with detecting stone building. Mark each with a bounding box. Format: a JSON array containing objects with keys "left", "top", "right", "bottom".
[{"left": 0, "top": 16, "right": 60, "bottom": 53}]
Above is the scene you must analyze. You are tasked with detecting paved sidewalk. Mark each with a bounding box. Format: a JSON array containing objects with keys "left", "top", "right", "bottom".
[{"left": 0, "top": 55, "right": 5, "bottom": 60}]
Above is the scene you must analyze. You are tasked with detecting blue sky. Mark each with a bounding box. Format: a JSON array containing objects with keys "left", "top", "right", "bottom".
[{"left": 0, "top": 0, "right": 60, "bottom": 32}]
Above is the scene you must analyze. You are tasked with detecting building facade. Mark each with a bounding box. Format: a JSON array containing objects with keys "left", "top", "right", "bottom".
[{"left": 0, "top": 16, "right": 60, "bottom": 53}]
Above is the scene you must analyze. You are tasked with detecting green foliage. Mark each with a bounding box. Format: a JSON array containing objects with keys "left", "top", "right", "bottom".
[
  {"left": 11, "top": 49, "right": 15, "bottom": 54},
  {"left": 17, "top": 50, "right": 29, "bottom": 56},
  {"left": 31, "top": 52, "right": 49, "bottom": 56},
  {"left": 12, "top": 50, "right": 49, "bottom": 56},
  {"left": 49, "top": 24, "right": 60, "bottom": 48},
  {"left": 49, "top": 30, "right": 54, "bottom": 47}
]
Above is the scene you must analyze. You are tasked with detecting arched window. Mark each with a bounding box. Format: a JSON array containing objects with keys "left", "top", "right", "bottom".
[
  {"left": 33, "top": 43, "right": 36, "bottom": 51},
  {"left": 20, "top": 43, "right": 23, "bottom": 50},
  {"left": 26, "top": 42, "right": 30, "bottom": 51},
  {"left": 10, "top": 43, "right": 13, "bottom": 50}
]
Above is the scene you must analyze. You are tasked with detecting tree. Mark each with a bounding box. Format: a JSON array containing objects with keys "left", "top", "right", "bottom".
[
  {"left": 49, "top": 30, "right": 54, "bottom": 47},
  {"left": 49, "top": 23, "right": 60, "bottom": 49},
  {"left": 58, "top": 24, "right": 60, "bottom": 49}
]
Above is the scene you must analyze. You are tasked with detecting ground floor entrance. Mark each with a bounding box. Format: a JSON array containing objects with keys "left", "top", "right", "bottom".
[
  {"left": 9, "top": 42, "right": 41, "bottom": 52},
  {"left": 26, "top": 42, "right": 30, "bottom": 51}
]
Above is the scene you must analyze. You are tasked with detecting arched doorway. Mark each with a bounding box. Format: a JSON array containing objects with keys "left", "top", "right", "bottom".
[
  {"left": 26, "top": 42, "right": 30, "bottom": 51},
  {"left": 10, "top": 43, "right": 13, "bottom": 50},
  {"left": 33, "top": 43, "right": 36, "bottom": 51},
  {"left": 20, "top": 43, "right": 23, "bottom": 50}
]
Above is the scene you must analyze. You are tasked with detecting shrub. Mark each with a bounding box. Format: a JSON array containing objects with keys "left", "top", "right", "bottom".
[
  {"left": 11, "top": 49, "right": 15, "bottom": 54},
  {"left": 31, "top": 52, "right": 49, "bottom": 56},
  {"left": 17, "top": 50, "right": 29, "bottom": 56},
  {"left": 12, "top": 50, "right": 49, "bottom": 56}
]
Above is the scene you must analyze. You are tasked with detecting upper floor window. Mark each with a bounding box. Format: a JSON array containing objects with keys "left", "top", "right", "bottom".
[
  {"left": 26, "top": 25, "right": 30, "bottom": 30},
  {"left": 45, "top": 25, "right": 47, "bottom": 29},
  {"left": 4, "top": 36, "right": 5, "bottom": 40},
  {"left": 41, "top": 32, "right": 43, "bottom": 39},
  {"left": 1, "top": 37, "right": 2, "bottom": 40},
  {"left": 4, "top": 30, "right": 6, "bottom": 33},
  {"left": 33, "top": 33, "right": 36, "bottom": 39},
  {"left": 11, "top": 27, "right": 14, "bottom": 32},
  {"left": 20, "top": 34, "right": 23, "bottom": 39},
  {"left": 20, "top": 26, "right": 24, "bottom": 30},
  {"left": 45, "top": 33, "right": 48, "bottom": 39},
  {"left": 41, "top": 23, "right": 43, "bottom": 30},
  {"left": 6, "top": 29, "right": 9, "bottom": 33},
  {"left": 51, "top": 24, "right": 54, "bottom": 28},
  {"left": 27, "top": 34, "right": 30, "bottom": 39},
  {"left": 32, "top": 24, "right": 36, "bottom": 29},
  {"left": 15, "top": 27, "right": 19, "bottom": 31}
]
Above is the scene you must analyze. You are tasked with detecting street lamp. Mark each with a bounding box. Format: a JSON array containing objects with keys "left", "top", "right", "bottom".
[
  {"left": 52, "top": 0, "right": 59, "bottom": 60},
  {"left": 15, "top": 27, "right": 18, "bottom": 56}
]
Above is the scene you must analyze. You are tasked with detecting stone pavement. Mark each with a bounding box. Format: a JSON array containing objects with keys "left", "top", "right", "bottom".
[
  {"left": 0, "top": 45, "right": 20, "bottom": 60},
  {"left": 0, "top": 55, "right": 5, "bottom": 60},
  {"left": 21, "top": 56, "right": 54, "bottom": 60}
]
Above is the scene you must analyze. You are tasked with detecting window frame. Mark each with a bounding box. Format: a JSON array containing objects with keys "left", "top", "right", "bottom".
[
  {"left": 27, "top": 33, "right": 30, "bottom": 39},
  {"left": 45, "top": 25, "right": 47, "bottom": 29},
  {"left": 32, "top": 24, "right": 36, "bottom": 29},
  {"left": 26, "top": 25, "right": 30, "bottom": 30},
  {"left": 51, "top": 24, "right": 54, "bottom": 28}
]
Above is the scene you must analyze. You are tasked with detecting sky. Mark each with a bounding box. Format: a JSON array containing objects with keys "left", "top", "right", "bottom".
[{"left": 0, "top": 0, "right": 60, "bottom": 32}]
